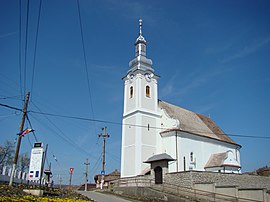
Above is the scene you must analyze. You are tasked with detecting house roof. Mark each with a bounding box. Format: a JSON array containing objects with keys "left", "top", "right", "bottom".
[
  {"left": 144, "top": 153, "right": 175, "bottom": 163},
  {"left": 204, "top": 152, "right": 241, "bottom": 168},
  {"left": 95, "top": 169, "right": 120, "bottom": 182},
  {"left": 159, "top": 100, "right": 239, "bottom": 146}
]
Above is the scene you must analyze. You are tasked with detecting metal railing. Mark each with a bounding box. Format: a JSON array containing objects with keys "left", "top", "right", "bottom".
[{"left": 111, "top": 177, "right": 264, "bottom": 202}]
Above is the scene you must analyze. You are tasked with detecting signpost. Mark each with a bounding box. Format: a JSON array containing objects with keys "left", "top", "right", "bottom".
[
  {"left": 101, "top": 170, "right": 105, "bottom": 190},
  {"left": 69, "top": 168, "right": 74, "bottom": 189},
  {"left": 70, "top": 168, "right": 74, "bottom": 173}
]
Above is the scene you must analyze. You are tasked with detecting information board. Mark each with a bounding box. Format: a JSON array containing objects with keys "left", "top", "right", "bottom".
[{"left": 28, "top": 144, "right": 44, "bottom": 181}]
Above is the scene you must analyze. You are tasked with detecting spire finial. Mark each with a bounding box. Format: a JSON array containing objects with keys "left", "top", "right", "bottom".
[
  {"left": 139, "top": 18, "right": 143, "bottom": 36},
  {"left": 136, "top": 18, "right": 146, "bottom": 44}
]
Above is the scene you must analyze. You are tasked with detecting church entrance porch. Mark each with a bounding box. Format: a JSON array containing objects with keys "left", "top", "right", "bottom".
[
  {"left": 144, "top": 153, "right": 175, "bottom": 184},
  {"left": 154, "top": 166, "right": 162, "bottom": 184}
]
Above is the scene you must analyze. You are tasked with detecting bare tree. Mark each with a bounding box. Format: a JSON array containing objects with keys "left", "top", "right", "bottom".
[
  {"left": 0, "top": 140, "right": 15, "bottom": 169},
  {"left": 18, "top": 152, "right": 30, "bottom": 173}
]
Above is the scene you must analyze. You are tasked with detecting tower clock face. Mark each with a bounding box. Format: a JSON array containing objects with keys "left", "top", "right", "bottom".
[
  {"left": 145, "top": 73, "right": 151, "bottom": 82},
  {"left": 128, "top": 74, "right": 134, "bottom": 82}
]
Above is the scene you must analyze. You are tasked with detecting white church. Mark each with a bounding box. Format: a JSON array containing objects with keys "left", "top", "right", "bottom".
[{"left": 121, "top": 19, "right": 241, "bottom": 178}]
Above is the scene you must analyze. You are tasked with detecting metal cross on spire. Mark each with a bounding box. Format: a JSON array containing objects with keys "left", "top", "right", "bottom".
[{"left": 139, "top": 18, "right": 143, "bottom": 36}]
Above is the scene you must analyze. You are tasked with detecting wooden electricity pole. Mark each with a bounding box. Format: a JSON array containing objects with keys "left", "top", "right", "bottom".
[
  {"left": 84, "top": 158, "right": 89, "bottom": 191},
  {"left": 98, "top": 127, "right": 110, "bottom": 173},
  {"left": 9, "top": 92, "right": 30, "bottom": 186}
]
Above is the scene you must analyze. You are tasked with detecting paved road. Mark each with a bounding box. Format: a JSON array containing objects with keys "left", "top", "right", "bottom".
[{"left": 77, "top": 190, "right": 139, "bottom": 202}]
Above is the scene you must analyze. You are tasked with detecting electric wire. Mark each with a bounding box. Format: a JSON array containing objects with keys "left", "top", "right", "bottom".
[
  {"left": 30, "top": 112, "right": 93, "bottom": 158},
  {"left": 27, "top": 131, "right": 32, "bottom": 147},
  {"left": 89, "top": 153, "right": 102, "bottom": 178},
  {"left": 29, "top": 102, "right": 96, "bottom": 157},
  {"left": 0, "top": 113, "right": 17, "bottom": 121},
  {"left": 18, "top": 0, "right": 23, "bottom": 98},
  {"left": 51, "top": 153, "right": 66, "bottom": 177},
  {"left": 0, "top": 95, "right": 22, "bottom": 100},
  {"left": 0, "top": 74, "right": 23, "bottom": 98},
  {"left": 25, "top": 114, "right": 38, "bottom": 142},
  {"left": 105, "top": 151, "right": 120, "bottom": 162},
  {"left": 0, "top": 71, "right": 24, "bottom": 100},
  {"left": 76, "top": 0, "right": 97, "bottom": 134},
  {"left": 23, "top": 116, "right": 33, "bottom": 147},
  {"left": 0, "top": 103, "right": 22, "bottom": 111},
  {"left": 50, "top": 152, "right": 68, "bottom": 183},
  {"left": 29, "top": 109, "right": 270, "bottom": 140},
  {"left": 73, "top": 173, "right": 85, "bottom": 185},
  {"left": 30, "top": 0, "right": 43, "bottom": 100},
  {"left": 23, "top": 0, "right": 30, "bottom": 96},
  {"left": 29, "top": 101, "right": 103, "bottom": 183},
  {"left": 1, "top": 102, "right": 270, "bottom": 140},
  {"left": 105, "top": 151, "right": 121, "bottom": 168}
]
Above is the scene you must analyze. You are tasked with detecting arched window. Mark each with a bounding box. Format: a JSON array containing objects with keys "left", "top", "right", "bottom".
[
  {"left": 142, "top": 44, "right": 146, "bottom": 52},
  {"left": 130, "top": 86, "right": 133, "bottom": 98},
  {"left": 146, "top": 86, "right": 150, "bottom": 97}
]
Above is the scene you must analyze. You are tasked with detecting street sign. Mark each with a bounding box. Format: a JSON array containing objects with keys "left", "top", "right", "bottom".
[
  {"left": 70, "top": 168, "right": 74, "bottom": 173},
  {"left": 101, "top": 170, "right": 105, "bottom": 175}
]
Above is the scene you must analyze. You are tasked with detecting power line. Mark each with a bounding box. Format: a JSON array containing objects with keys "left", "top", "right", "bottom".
[
  {"left": 0, "top": 113, "right": 18, "bottom": 123},
  {"left": 28, "top": 110, "right": 270, "bottom": 140},
  {"left": 0, "top": 95, "right": 22, "bottom": 100},
  {"left": 29, "top": 102, "right": 96, "bottom": 158},
  {"left": 0, "top": 74, "right": 23, "bottom": 97},
  {"left": 0, "top": 113, "right": 17, "bottom": 119},
  {"left": 30, "top": 0, "right": 43, "bottom": 100},
  {"left": 18, "top": 0, "right": 23, "bottom": 98},
  {"left": 1, "top": 102, "right": 270, "bottom": 140},
  {"left": 23, "top": 0, "right": 30, "bottom": 96},
  {"left": 105, "top": 151, "right": 120, "bottom": 163},
  {"left": 26, "top": 132, "right": 33, "bottom": 148},
  {"left": 76, "top": 0, "right": 96, "bottom": 133},
  {"left": 89, "top": 153, "right": 102, "bottom": 178},
  {"left": 0, "top": 103, "right": 22, "bottom": 112},
  {"left": 25, "top": 114, "right": 38, "bottom": 142},
  {"left": 31, "top": 113, "right": 91, "bottom": 157},
  {"left": 29, "top": 109, "right": 113, "bottom": 123},
  {"left": 51, "top": 153, "right": 66, "bottom": 176}
]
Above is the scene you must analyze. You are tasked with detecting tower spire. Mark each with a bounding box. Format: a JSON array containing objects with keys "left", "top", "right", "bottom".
[
  {"left": 128, "top": 18, "right": 154, "bottom": 73},
  {"left": 135, "top": 18, "right": 146, "bottom": 46},
  {"left": 135, "top": 18, "right": 147, "bottom": 57}
]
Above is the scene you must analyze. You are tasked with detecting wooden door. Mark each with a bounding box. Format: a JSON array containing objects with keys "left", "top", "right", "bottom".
[{"left": 154, "top": 166, "right": 162, "bottom": 184}]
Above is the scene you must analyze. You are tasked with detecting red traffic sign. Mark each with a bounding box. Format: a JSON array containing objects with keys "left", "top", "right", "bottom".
[{"left": 70, "top": 168, "right": 74, "bottom": 173}]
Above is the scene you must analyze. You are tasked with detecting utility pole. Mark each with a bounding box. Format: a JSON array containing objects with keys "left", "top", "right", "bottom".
[
  {"left": 9, "top": 92, "right": 30, "bottom": 186},
  {"left": 84, "top": 158, "right": 89, "bottom": 191},
  {"left": 98, "top": 127, "right": 110, "bottom": 173},
  {"left": 69, "top": 168, "right": 74, "bottom": 189}
]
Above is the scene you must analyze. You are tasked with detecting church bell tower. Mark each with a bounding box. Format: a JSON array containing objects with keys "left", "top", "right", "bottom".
[{"left": 121, "top": 19, "right": 160, "bottom": 177}]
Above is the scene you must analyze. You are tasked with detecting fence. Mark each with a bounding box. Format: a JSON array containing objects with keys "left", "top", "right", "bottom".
[
  {"left": 0, "top": 166, "right": 41, "bottom": 185},
  {"left": 112, "top": 177, "right": 267, "bottom": 202},
  {"left": 0, "top": 166, "right": 28, "bottom": 183}
]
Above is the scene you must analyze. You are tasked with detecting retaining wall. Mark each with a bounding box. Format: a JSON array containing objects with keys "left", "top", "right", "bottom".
[{"left": 164, "top": 171, "right": 270, "bottom": 190}]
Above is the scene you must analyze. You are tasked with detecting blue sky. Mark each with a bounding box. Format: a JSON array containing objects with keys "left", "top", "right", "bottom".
[{"left": 0, "top": 0, "right": 270, "bottom": 185}]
